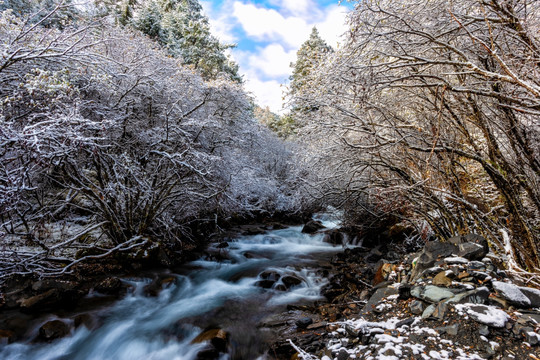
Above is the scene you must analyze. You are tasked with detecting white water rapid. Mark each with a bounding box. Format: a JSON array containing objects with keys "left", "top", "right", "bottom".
[{"left": 0, "top": 214, "right": 344, "bottom": 360}]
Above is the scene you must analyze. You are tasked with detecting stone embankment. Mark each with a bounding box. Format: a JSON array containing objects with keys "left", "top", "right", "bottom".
[{"left": 263, "top": 228, "right": 540, "bottom": 360}]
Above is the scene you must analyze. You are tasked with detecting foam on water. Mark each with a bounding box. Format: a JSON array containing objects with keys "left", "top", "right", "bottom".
[{"left": 0, "top": 212, "right": 343, "bottom": 360}]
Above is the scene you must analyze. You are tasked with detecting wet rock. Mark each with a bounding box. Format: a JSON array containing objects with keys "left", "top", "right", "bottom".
[
  {"left": 492, "top": 281, "right": 531, "bottom": 308},
  {"left": 295, "top": 317, "right": 313, "bottom": 329},
  {"left": 259, "top": 270, "right": 281, "bottom": 282},
  {"left": 0, "top": 329, "right": 14, "bottom": 345},
  {"left": 255, "top": 280, "right": 275, "bottom": 289},
  {"left": 143, "top": 275, "right": 177, "bottom": 297},
  {"left": 95, "top": 277, "right": 124, "bottom": 295},
  {"left": 192, "top": 328, "right": 229, "bottom": 353},
  {"left": 301, "top": 220, "right": 325, "bottom": 234},
  {"left": 73, "top": 313, "right": 97, "bottom": 330},
  {"left": 282, "top": 275, "right": 303, "bottom": 289},
  {"left": 411, "top": 285, "right": 456, "bottom": 303},
  {"left": 322, "top": 229, "right": 345, "bottom": 246},
  {"left": 38, "top": 320, "right": 70, "bottom": 341},
  {"left": 19, "top": 288, "right": 80, "bottom": 312},
  {"left": 216, "top": 242, "right": 229, "bottom": 249}
]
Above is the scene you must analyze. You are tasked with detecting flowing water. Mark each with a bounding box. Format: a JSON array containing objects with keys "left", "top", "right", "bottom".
[{"left": 0, "top": 214, "right": 344, "bottom": 360}]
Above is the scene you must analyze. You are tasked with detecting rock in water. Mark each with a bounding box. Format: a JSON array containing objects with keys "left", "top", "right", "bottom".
[
  {"left": 301, "top": 220, "right": 325, "bottom": 234},
  {"left": 38, "top": 320, "right": 70, "bottom": 341}
]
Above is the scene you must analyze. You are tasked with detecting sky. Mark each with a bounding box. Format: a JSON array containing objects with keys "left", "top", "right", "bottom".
[{"left": 200, "top": 0, "right": 353, "bottom": 113}]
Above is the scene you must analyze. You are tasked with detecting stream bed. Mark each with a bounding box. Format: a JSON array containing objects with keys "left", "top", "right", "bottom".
[{"left": 0, "top": 214, "right": 345, "bottom": 360}]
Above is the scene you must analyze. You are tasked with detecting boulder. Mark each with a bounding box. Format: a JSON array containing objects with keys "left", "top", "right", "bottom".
[
  {"left": 295, "top": 317, "right": 313, "bottom": 329},
  {"left": 322, "top": 229, "right": 346, "bottom": 246},
  {"left": 282, "top": 275, "right": 303, "bottom": 289},
  {"left": 363, "top": 286, "right": 399, "bottom": 313},
  {"left": 492, "top": 281, "right": 531, "bottom": 308},
  {"left": 519, "top": 286, "right": 540, "bottom": 308},
  {"left": 411, "top": 285, "right": 456, "bottom": 303},
  {"left": 410, "top": 241, "right": 458, "bottom": 281},
  {"left": 301, "top": 220, "right": 325, "bottom": 234},
  {"left": 192, "top": 328, "right": 229, "bottom": 353},
  {"left": 458, "top": 242, "right": 488, "bottom": 261},
  {"left": 95, "top": 277, "right": 124, "bottom": 295},
  {"left": 455, "top": 304, "right": 510, "bottom": 328},
  {"left": 38, "top": 320, "right": 70, "bottom": 341}
]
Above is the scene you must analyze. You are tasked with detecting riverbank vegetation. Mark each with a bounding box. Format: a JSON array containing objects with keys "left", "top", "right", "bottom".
[
  {"left": 1, "top": 0, "right": 539, "bottom": 283},
  {"left": 0, "top": 0, "right": 312, "bottom": 279},
  {"left": 286, "top": 0, "right": 540, "bottom": 276}
]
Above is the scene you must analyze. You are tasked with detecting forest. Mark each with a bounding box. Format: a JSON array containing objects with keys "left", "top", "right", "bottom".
[{"left": 1, "top": 0, "right": 539, "bottom": 283}]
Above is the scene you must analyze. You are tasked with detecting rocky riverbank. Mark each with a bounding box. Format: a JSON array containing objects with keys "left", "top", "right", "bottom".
[{"left": 261, "top": 227, "right": 540, "bottom": 360}]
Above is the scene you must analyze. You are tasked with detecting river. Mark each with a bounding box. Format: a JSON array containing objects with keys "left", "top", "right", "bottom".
[{"left": 0, "top": 213, "right": 344, "bottom": 360}]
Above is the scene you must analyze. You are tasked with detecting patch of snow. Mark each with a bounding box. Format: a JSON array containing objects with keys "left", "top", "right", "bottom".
[
  {"left": 455, "top": 303, "right": 510, "bottom": 328},
  {"left": 492, "top": 281, "right": 530, "bottom": 306}
]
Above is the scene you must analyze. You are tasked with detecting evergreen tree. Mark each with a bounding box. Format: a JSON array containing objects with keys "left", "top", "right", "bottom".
[
  {"left": 134, "top": 0, "right": 241, "bottom": 82},
  {"left": 289, "top": 27, "right": 332, "bottom": 96}
]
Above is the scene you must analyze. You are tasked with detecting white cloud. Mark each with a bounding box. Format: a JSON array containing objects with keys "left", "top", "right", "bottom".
[
  {"left": 317, "top": 6, "right": 348, "bottom": 47},
  {"left": 232, "top": 2, "right": 311, "bottom": 48},
  {"left": 247, "top": 44, "right": 297, "bottom": 78},
  {"left": 203, "top": 1, "right": 351, "bottom": 112},
  {"left": 244, "top": 76, "right": 286, "bottom": 114},
  {"left": 200, "top": 1, "right": 238, "bottom": 43}
]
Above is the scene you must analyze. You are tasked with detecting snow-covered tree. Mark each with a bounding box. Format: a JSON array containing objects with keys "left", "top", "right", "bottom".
[
  {"left": 293, "top": 0, "right": 540, "bottom": 275},
  {"left": 133, "top": 0, "right": 241, "bottom": 82}
]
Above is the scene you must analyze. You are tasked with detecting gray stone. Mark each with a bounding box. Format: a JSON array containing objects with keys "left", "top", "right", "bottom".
[
  {"left": 492, "top": 281, "right": 531, "bottom": 308},
  {"left": 524, "top": 331, "right": 540, "bottom": 346},
  {"left": 456, "top": 304, "right": 510, "bottom": 328},
  {"left": 363, "top": 286, "right": 399, "bottom": 313},
  {"left": 410, "top": 242, "right": 459, "bottom": 281},
  {"left": 479, "top": 325, "right": 490, "bottom": 336},
  {"left": 409, "top": 300, "right": 425, "bottom": 315},
  {"left": 447, "top": 286, "right": 490, "bottom": 305},
  {"left": 436, "top": 324, "right": 459, "bottom": 336},
  {"left": 519, "top": 287, "right": 540, "bottom": 308},
  {"left": 411, "top": 285, "right": 456, "bottom": 303},
  {"left": 422, "top": 304, "right": 436, "bottom": 319},
  {"left": 337, "top": 349, "right": 350, "bottom": 360},
  {"left": 458, "top": 242, "right": 488, "bottom": 261}
]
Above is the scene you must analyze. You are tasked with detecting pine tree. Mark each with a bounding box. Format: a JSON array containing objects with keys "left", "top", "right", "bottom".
[
  {"left": 134, "top": 0, "right": 241, "bottom": 82},
  {"left": 289, "top": 27, "right": 333, "bottom": 96}
]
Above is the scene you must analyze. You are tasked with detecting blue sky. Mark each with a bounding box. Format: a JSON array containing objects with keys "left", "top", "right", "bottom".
[{"left": 200, "top": 0, "right": 353, "bottom": 112}]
